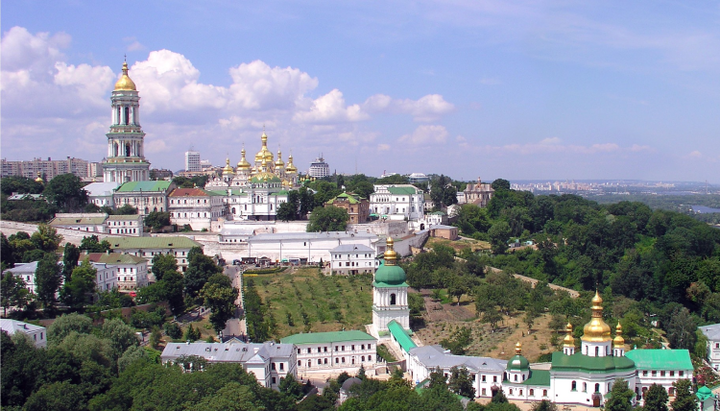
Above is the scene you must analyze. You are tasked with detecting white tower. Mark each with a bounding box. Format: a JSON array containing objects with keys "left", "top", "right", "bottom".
[
  {"left": 372, "top": 237, "right": 410, "bottom": 332},
  {"left": 102, "top": 61, "right": 150, "bottom": 183}
]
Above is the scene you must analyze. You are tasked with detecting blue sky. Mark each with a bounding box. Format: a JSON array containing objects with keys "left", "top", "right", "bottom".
[{"left": 3, "top": 1, "right": 720, "bottom": 183}]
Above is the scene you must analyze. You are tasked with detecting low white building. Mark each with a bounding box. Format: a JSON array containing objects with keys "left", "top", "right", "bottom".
[
  {"left": 91, "top": 262, "right": 119, "bottom": 292},
  {"left": 48, "top": 213, "right": 108, "bottom": 233},
  {"left": 700, "top": 323, "right": 720, "bottom": 371},
  {"left": 104, "top": 236, "right": 203, "bottom": 274},
  {"left": 113, "top": 181, "right": 174, "bottom": 216},
  {"left": 330, "top": 244, "right": 378, "bottom": 274},
  {"left": 5, "top": 261, "right": 41, "bottom": 294},
  {"left": 370, "top": 185, "right": 425, "bottom": 221},
  {"left": 106, "top": 214, "right": 144, "bottom": 236},
  {"left": 84, "top": 181, "right": 120, "bottom": 209},
  {"left": 0, "top": 319, "right": 47, "bottom": 348},
  {"left": 161, "top": 341, "right": 297, "bottom": 389},
  {"left": 280, "top": 330, "right": 377, "bottom": 374},
  {"left": 246, "top": 231, "right": 379, "bottom": 264},
  {"left": 407, "top": 345, "right": 507, "bottom": 396}
]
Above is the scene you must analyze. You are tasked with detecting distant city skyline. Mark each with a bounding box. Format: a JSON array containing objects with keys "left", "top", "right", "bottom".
[{"left": 2, "top": 1, "right": 720, "bottom": 183}]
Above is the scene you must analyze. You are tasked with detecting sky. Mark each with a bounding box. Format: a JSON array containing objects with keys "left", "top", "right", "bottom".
[{"left": 2, "top": 1, "right": 720, "bottom": 183}]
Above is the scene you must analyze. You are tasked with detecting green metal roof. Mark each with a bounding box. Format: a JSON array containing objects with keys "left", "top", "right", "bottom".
[
  {"left": 107, "top": 214, "right": 141, "bottom": 220},
  {"left": 387, "top": 320, "right": 416, "bottom": 353},
  {"left": 697, "top": 386, "right": 714, "bottom": 401},
  {"left": 373, "top": 261, "right": 407, "bottom": 287},
  {"left": 387, "top": 186, "right": 418, "bottom": 195},
  {"left": 50, "top": 216, "right": 107, "bottom": 225},
  {"left": 327, "top": 192, "right": 365, "bottom": 205},
  {"left": 116, "top": 181, "right": 171, "bottom": 192},
  {"left": 507, "top": 354, "right": 530, "bottom": 370},
  {"left": 280, "top": 330, "right": 376, "bottom": 345},
  {"left": 105, "top": 236, "right": 202, "bottom": 250},
  {"left": 89, "top": 253, "right": 146, "bottom": 264},
  {"left": 522, "top": 369, "right": 551, "bottom": 386},
  {"left": 624, "top": 349, "right": 693, "bottom": 371},
  {"left": 551, "top": 352, "right": 635, "bottom": 373}
]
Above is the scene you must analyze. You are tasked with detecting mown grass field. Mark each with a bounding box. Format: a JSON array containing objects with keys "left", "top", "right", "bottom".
[{"left": 248, "top": 267, "right": 373, "bottom": 339}]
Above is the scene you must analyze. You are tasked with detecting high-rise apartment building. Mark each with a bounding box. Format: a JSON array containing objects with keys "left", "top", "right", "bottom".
[
  {"left": 185, "top": 150, "right": 201, "bottom": 172},
  {"left": 308, "top": 155, "right": 330, "bottom": 178}
]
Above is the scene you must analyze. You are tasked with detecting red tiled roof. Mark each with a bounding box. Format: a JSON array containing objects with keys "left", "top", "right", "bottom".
[{"left": 168, "top": 188, "right": 208, "bottom": 197}]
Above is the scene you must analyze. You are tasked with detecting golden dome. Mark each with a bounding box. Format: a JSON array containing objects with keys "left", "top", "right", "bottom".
[
  {"left": 384, "top": 237, "right": 398, "bottom": 265},
  {"left": 237, "top": 148, "right": 251, "bottom": 169},
  {"left": 34, "top": 172, "right": 43, "bottom": 183},
  {"left": 581, "top": 290, "right": 612, "bottom": 343},
  {"left": 563, "top": 323, "right": 575, "bottom": 346},
  {"left": 222, "top": 158, "right": 235, "bottom": 175},
  {"left": 515, "top": 342, "right": 522, "bottom": 355},
  {"left": 254, "top": 132, "right": 274, "bottom": 163},
  {"left": 114, "top": 62, "right": 137, "bottom": 91},
  {"left": 286, "top": 154, "right": 298, "bottom": 173},
  {"left": 275, "top": 150, "right": 285, "bottom": 168},
  {"left": 613, "top": 323, "right": 625, "bottom": 347}
]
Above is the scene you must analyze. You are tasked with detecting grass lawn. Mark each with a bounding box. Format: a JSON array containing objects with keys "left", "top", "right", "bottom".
[
  {"left": 426, "top": 236, "right": 490, "bottom": 252},
  {"left": 248, "top": 267, "right": 373, "bottom": 339}
]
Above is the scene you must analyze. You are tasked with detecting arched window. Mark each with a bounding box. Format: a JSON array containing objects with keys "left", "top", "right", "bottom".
[
  {"left": 390, "top": 294, "right": 396, "bottom": 305},
  {"left": 514, "top": 374, "right": 518, "bottom": 381},
  {"left": 529, "top": 389, "right": 534, "bottom": 396},
  {"left": 595, "top": 346, "right": 599, "bottom": 356},
  {"left": 595, "top": 383, "right": 600, "bottom": 393},
  {"left": 572, "top": 381, "right": 577, "bottom": 391},
  {"left": 583, "top": 382, "right": 587, "bottom": 392},
  {"left": 124, "top": 107, "right": 130, "bottom": 125}
]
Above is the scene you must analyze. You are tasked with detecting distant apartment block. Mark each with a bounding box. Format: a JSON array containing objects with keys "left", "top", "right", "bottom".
[
  {"left": 308, "top": 155, "right": 330, "bottom": 178},
  {"left": 185, "top": 150, "right": 201, "bottom": 172},
  {"left": 1, "top": 157, "right": 102, "bottom": 180}
]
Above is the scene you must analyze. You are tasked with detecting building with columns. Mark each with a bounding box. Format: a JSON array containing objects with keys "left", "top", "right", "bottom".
[{"left": 102, "top": 61, "right": 150, "bottom": 183}]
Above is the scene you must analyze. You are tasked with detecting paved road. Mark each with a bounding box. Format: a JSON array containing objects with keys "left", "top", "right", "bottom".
[{"left": 222, "top": 265, "right": 246, "bottom": 340}]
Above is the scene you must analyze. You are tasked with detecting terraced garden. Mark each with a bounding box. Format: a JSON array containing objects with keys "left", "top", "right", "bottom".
[{"left": 247, "top": 267, "right": 373, "bottom": 339}]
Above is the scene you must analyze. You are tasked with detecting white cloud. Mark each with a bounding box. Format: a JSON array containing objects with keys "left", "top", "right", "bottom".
[
  {"left": 364, "top": 93, "right": 454, "bottom": 122},
  {"left": 293, "top": 89, "right": 368, "bottom": 123},
  {"left": 228, "top": 60, "right": 318, "bottom": 110},
  {"left": 399, "top": 125, "right": 449, "bottom": 145},
  {"left": 473, "top": 138, "right": 647, "bottom": 155},
  {"left": 378, "top": 143, "right": 391, "bottom": 151}
]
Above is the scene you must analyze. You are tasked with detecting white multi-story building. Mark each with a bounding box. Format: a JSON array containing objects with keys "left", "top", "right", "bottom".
[
  {"left": 84, "top": 182, "right": 120, "bottom": 208},
  {"left": 113, "top": 181, "right": 173, "bottom": 216},
  {"left": 168, "top": 188, "right": 225, "bottom": 231},
  {"left": 280, "top": 330, "right": 377, "bottom": 374},
  {"left": 0, "top": 319, "right": 47, "bottom": 348},
  {"left": 329, "top": 244, "right": 378, "bottom": 274},
  {"left": 6, "top": 261, "right": 42, "bottom": 294},
  {"left": 370, "top": 185, "right": 425, "bottom": 221},
  {"left": 161, "top": 341, "right": 297, "bottom": 389},
  {"left": 91, "top": 262, "right": 119, "bottom": 292},
  {"left": 185, "top": 150, "right": 201, "bottom": 172},
  {"left": 48, "top": 213, "right": 143, "bottom": 236},
  {"left": 700, "top": 323, "right": 720, "bottom": 371},
  {"left": 308, "top": 155, "right": 330, "bottom": 178},
  {"left": 86, "top": 253, "right": 149, "bottom": 290}
]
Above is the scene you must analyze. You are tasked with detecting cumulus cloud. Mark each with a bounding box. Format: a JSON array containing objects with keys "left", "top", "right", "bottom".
[
  {"left": 293, "top": 89, "right": 368, "bottom": 123},
  {"left": 398, "top": 125, "right": 449, "bottom": 145},
  {"left": 474, "top": 138, "right": 648, "bottom": 155},
  {"left": 364, "top": 93, "right": 454, "bottom": 121}
]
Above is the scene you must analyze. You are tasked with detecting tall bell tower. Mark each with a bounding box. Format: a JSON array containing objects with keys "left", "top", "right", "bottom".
[{"left": 102, "top": 60, "right": 150, "bottom": 183}]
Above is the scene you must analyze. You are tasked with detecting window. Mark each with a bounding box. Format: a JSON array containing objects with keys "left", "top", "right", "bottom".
[
  {"left": 660, "top": 371, "right": 665, "bottom": 377},
  {"left": 595, "top": 383, "right": 600, "bottom": 393},
  {"left": 482, "top": 388, "right": 487, "bottom": 396},
  {"left": 679, "top": 371, "right": 684, "bottom": 377},
  {"left": 307, "top": 348, "right": 311, "bottom": 354},
  {"left": 272, "top": 377, "right": 276, "bottom": 384},
  {"left": 652, "top": 371, "right": 657, "bottom": 377},
  {"left": 670, "top": 371, "right": 674, "bottom": 377},
  {"left": 482, "top": 375, "right": 486, "bottom": 382},
  {"left": 361, "top": 344, "right": 365, "bottom": 350},
  {"left": 669, "top": 387, "right": 675, "bottom": 396},
  {"left": 298, "top": 360, "right": 301, "bottom": 366},
  {"left": 571, "top": 381, "right": 577, "bottom": 391},
  {"left": 530, "top": 389, "right": 534, "bottom": 396},
  {"left": 297, "top": 349, "right": 301, "bottom": 354},
  {"left": 583, "top": 382, "right": 587, "bottom": 392},
  {"left": 335, "top": 358, "right": 339, "bottom": 364},
  {"left": 271, "top": 363, "right": 276, "bottom": 370},
  {"left": 509, "top": 389, "right": 513, "bottom": 395},
  {"left": 341, "top": 357, "right": 345, "bottom": 363},
  {"left": 390, "top": 293, "right": 396, "bottom": 305},
  {"left": 352, "top": 345, "right": 355, "bottom": 350},
  {"left": 514, "top": 375, "right": 518, "bottom": 381},
  {"left": 493, "top": 376, "right": 497, "bottom": 383},
  {"left": 643, "top": 370, "right": 648, "bottom": 376},
  {"left": 280, "top": 363, "right": 284, "bottom": 370},
  {"left": 362, "top": 356, "right": 365, "bottom": 362},
  {"left": 543, "top": 390, "right": 548, "bottom": 397}
]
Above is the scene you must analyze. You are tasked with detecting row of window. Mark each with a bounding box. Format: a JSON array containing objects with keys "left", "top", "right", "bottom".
[
  {"left": 299, "top": 355, "right": 372, "bottom": 367},
  {"left": 640, "top": 370, "right": 684, "bottom": 377},
  {"left": 170, "top": 199, "right": 211, "bottom": 204},
  {"left": 298, "top": 344, "right": 374, "bottom": 354}
]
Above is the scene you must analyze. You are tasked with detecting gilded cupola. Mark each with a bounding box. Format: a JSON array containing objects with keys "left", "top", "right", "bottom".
[
  {"left": 254, "top": 132, "right": 274, "bottom": 164},
  {"left": 114, "top": 62, "right": 137, "bottom": 91},
  {"left": 222, "top": 158, "right": 235, "bottom": 175},
  {"left": 384, "top": 237, "right": 398, "bottom": 265},
  {"left": 237, "top": 148, "right": 251, "bottom": 170},
  {"left": 563, "top": 323, "right": 575, "bottom": 347},
  {"left": 275, "top": 150, "right": 285, "bottom": 168},
  {"left": 285, "top": 153, "right": 298, "bottom": 173},
  {"left": 581, "top": 290, "right": 612, "bottom": 343},
  {"left": 613, "top": 323, "right": 625, "bottom": 347}
]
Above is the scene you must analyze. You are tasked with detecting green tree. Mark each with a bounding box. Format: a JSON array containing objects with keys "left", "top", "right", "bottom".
[
  {"left": 491, "top": 178, "right": 511, "bottom": 192},
  {"left": 35, "top": 253, "right": 63, "bottom": 310},
  {"left": 277, "top": 201, "right": 298, "bottom": 222},
  {"left": 200, "top": 275, "right": 238, "bottom": 334},
  {"left": 60, "top": 259, "right": 97, "bottom": 310},
  {"left": 79, "top": 235, "right": 111, "bottom": 253},
  {"left": 307, "top": 205, "right": 349, "bottom": 232},
  {"left": 430, "top": 175, "right": 458, "bottom": 210},
  {"left": 115, "top": 204, "right": 138, "bottom": 215},
  {"left": 447, "top": 273, "right": 471, "bottom": 305},
  {"left": 428, "top": 366, "right": 448, "bottom": 390},
  {"left": 190, "top": 382, "right": 262, "bottom": 411},
  {"left": 488, "top": 221, "right": 512, "bottom": 254},
  {"left": 24, "top": 381, "right": 87, "bottom": 411},
  {"left": 440, "top": 326, "right": 473, "bottom": 355},
  {"left": 0, "top": 175, "right": 44, "bottom": 195},
  {"left": 605, "top": 379, "right": 634, "bottom": 411},
  {"left": 644, "top": 383, "right": 669, "bottom": 411},
  {"left": 671, "top": 379, "right": 696, "bottom": 411},
  {"left": 151, "top": 253, "right": 178, "bottom": 282},
  {"left": 1, "top": 232, "right": 16, "bottom": 269},
  {"left": 43, "top": 173, "right": 88, "bottom": 212},
  {"left": 144, "top": 211, "right": 170, "bottom": 231},
  {"left": 30, "top": 223, "right": 63, "bottom": 253},
  {"left": 47, "top": 313, "right": 94, "bottom": 346},
  {"left": 530, "top": 400, "right": 558, "bottom": 411},
  {"left": 100, "top": 318, "right": 139, "bottom": 360},
  {"left": 183, "top": 324, "right": 202, "bottom": 341},
  {"left": 279, "top": 374, "right": 304, "bottom": 400},
  {"left": 1, "top": 272, "right": 30, "bottom": 315},
  {"left": 447, "top": 366, "right": 475, "bottom": 398},
  {"left": 184, "top": 247, "right": 223, "bottom": 298},
  {"left": 61, "top": 243, "right": 80, "bottom": 282},
  {"left": 666, "top": 307, "right": 697, "bottom": 350}
]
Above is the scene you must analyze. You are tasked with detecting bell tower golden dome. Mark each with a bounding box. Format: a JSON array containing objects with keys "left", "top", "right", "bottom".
[
  {"left": 114, "top": 61, "right": 137, "bottom": 91},
  {"left": 581, "top": 290, "right": 612, "bottom": 343}
]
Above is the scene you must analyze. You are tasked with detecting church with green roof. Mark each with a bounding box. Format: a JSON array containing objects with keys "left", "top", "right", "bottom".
[{"left": 371, "top": 237, "right": 410, "bottom": 335}]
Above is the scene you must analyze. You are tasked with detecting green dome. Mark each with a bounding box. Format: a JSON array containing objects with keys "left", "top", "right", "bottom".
[
  {"left": 507, "top": 354, "right": 530, "bottom": 370},
  {"left": 373, "top": 261, "right": 407, "bottom": 286}
]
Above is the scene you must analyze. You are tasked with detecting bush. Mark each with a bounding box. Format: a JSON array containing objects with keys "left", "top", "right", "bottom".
[{"left": 163, "top": 322, "right": 183, "bottom": 340}]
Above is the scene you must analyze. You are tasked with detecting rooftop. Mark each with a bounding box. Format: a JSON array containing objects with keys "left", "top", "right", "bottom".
[
  {"left": 248, "top": 231, "right": 376, "bottom": 243},
  {"left": 330, "top": 244, "right": 376, "bottom": 253},
  {"left": 624, "top": 349, "right": 693, "bottom": 371},
  {"left": 550, "top": 352, "right": 635, "bottom": 373},
  {"left": 105, "top": 236, "right": 202, "bottom": 250},
  {"left": 169, "top": 188, "right": 211, "bottom": 197},
  {"left": 280, "top": 330, "right": 376, "bottom": 345},
  {"left": 0, "top": 319, "right": 46, "bottom": 335},
  {"left": 85, "top": 252, "right": 147, "bottom": 265},
  {"left": 699, "top": 323, "right": 720, "bottom": 340},
  {"left": 116, "top": 181, "right": 172, "bottom": 193},
  {"left": 388, "top": 320, "right": 416, "bottom": 353},
  {"left": 409, "top": 345, "right": 507, "bottom": 373}
]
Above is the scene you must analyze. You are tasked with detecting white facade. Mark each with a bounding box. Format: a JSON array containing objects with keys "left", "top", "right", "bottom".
[
  {"left": 330, "top": 244, "right": 378, "bottom": 274},
  {"left": 0, "top": 320, "right": 47, "bottom": 348},
  {"left": 168, "top": 188, "right": 226, "bottom": 231},
  {"left": 370, "top": 185, "right": 425, "bottom": 221},
  {"left": 221, "top": 184, "right": 289, "bottom": 222},
  {"left": 106, "top": 214, "right": 144, "bottom": 236},
  {"left": 6, "top": 261, "right": 41, "bottom": 294},
  {"left": 308, "top": 156, "right": 330, "bottom": 178},
  {"left": 161, "top": 341, "right": 297, "bottom": 389},
  {"left": 280, "top": 331, "right": 377, "bottom": 374},
  {"left": 48, "top": 213, "right": 108, "bottom": 233},
  {"left": 372, "top": 284, "right": 410, "bottom": 332},
  {"left": 246, "top": 232, "right": 379, "bottom": 264},
  {"left": 104, "top": 236, "right": 202, "bottom": 275},
  {"left": 185, "top": 150, "right": 201, "bottom": 172},
  {"left": 84, "top": 182, "right": 120, "bottom": 208},
  {"left": 91, "top": 262, "right": 119, "bottom": 291},
  {"left": 700, "top": 323, "right": 720, "bottom": 371}
]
